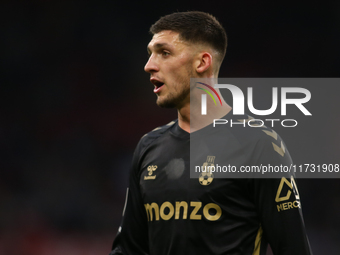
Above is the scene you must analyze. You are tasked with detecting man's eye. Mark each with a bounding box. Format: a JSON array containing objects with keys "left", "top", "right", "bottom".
[{"left": 162, "top": 51, "right": 170, "bottom": 56}]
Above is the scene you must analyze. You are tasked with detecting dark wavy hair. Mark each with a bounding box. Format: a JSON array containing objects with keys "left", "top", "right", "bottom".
[{"left": 150, "top": 11, "right": 227, "bottom": 64}]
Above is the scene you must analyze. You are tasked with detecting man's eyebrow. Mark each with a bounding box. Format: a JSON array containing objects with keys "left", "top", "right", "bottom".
[{"left": 147, "top": 43, "right": 171, "bottom": 53}]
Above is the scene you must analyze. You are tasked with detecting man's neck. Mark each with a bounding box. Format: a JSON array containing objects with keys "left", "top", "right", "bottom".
[
  {"left": 177, "top": 100, "right": 232, "bottom": 134},
  {"left": 177, "top": 104, "right": 191, "bottom": 133},
  {"left": 177, "top": 75, "right": 233, "bottom": 133}
]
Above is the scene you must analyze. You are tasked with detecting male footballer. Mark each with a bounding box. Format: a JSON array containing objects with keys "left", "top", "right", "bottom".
[{"left": 110, "top": 11, "right": 312, "bottom": 255}]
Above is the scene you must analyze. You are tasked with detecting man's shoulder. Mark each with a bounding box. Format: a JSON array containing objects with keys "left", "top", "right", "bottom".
[
  {"left": 219, "top": 114, "right": 279, "bottom": 141},
  {"left": 225, "top": 114, "right": 291, "bottom": 162},
  {"left": 141, "top": 120, "right": 177, "bottom": 139},
  {"left": 214, "top": 114, "right": 289, "bottom": 158},
  {"left": 137, "top": 120, "right": 177, "bottom": 150}
]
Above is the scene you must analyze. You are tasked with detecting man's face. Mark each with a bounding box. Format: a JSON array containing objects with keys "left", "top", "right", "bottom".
[{"left": 145, "top": 30, "right": 197, "bottom": 108}]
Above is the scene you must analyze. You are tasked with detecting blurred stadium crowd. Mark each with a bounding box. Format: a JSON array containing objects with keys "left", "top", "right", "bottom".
[{"left": 1, "top": 1, "right": 339, "bottom": 254}]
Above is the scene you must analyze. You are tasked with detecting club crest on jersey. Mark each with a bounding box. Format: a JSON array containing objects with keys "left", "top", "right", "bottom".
[
  {"left": 144, "top": 165, "right": 158, "bottom": 180},
  {"left": 199, "top": 156, "right": 215, "bottom": 186}
]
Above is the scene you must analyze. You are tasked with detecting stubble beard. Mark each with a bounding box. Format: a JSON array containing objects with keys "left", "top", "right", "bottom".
[
  {"left": 156, "top": 69, "right": 194, "bottom": 109},
  {"left": 156, "top": 87, "right": 189, "bottom": 109}
]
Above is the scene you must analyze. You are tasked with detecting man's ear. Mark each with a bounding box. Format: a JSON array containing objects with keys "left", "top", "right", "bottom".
[{"left": 196, "top": 52, "right": 212, "bottom": 74}]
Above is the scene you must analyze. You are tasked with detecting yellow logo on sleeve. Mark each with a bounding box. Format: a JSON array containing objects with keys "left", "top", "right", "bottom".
[
  {"left": 144, "top": 165, "right": 158, "bottom": 180},
  {"left": 275, "top": 176, "right": 301, "bottom": 212}
]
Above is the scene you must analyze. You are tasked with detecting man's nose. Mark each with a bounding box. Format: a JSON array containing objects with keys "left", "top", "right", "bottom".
[{"left": 144, "top": 55, "right": 159, "bottom": 73}]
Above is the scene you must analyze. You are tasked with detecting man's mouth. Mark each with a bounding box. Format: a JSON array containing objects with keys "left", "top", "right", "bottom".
[{"left": 151, "top": 79, "right": 165, "bottom": 93}]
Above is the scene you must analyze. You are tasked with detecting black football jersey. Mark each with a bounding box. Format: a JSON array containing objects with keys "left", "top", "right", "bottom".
[{"left": 110, "top": 114, "right": 312, "bottom": 255}]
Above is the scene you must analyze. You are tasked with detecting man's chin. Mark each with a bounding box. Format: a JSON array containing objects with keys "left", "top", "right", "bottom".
[{"left": 156, "top": 98, "right": 177, "bottom": 108}]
